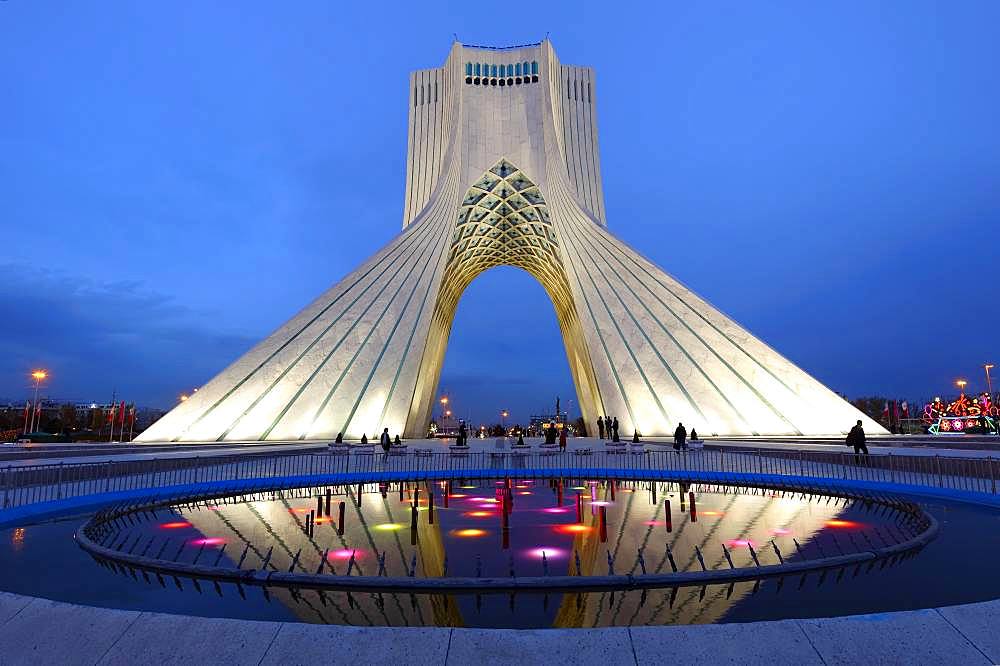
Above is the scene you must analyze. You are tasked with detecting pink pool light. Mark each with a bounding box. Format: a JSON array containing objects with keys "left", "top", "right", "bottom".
[
  {"left": 542, "top": 507, "right": 570, "bottom": 514},
  {"left": 590, "top": 500, "right": 611, "bottom": 507},
  {"left": 727, "top": 539, "right": 755, "bottom": 548},
  {"left": 328, "top": 549, "right": 360, "bottom": 560},
  {"left": 191, "top": 538, "right": 225, "bottom": 547},
  {"left": 643, "top": 520, "right": 666, "bottom": 527},
  {"left": 526, "top": 547, "right": 566, "bottom": 559},
  {"left": 770, "top": 528, "right": 792, "bottom": 536}
]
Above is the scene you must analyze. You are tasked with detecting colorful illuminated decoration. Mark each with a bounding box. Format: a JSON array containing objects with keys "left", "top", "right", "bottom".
[{"left": 923, "top": 393, "right": 999, "bottom": 434}]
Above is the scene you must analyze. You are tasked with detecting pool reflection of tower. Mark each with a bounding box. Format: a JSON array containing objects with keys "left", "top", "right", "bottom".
[{"left": 167, "top": 478, "right": 853, "bottom": 627}]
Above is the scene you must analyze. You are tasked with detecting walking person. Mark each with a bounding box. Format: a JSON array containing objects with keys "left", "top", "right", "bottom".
[
  {"left": 673, "top": 422, "right": 687, "bottom": 452},
  {"left": 847, "top": 419, "right": 868, "bottom": 465},
  {"left": 611, "top": 417, "right": 620, "bottom": 442},
  {"left": 559, "top": 426, "right": 568, "bottom": 452},
  {"left": 597, "top": 416, "right": 605, "bottom": 440},
  {"left": 380, "top": 427, "right": 391, "bottom": 462}
]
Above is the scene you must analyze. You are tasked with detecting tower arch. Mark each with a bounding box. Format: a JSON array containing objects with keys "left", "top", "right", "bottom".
[{"left": 403, "top": 159, "right": 604, "bottom": 436}]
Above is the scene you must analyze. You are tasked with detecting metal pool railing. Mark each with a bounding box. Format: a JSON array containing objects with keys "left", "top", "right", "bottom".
[{"left": 1, "top": 448, "right": 997, "bottom": 510}]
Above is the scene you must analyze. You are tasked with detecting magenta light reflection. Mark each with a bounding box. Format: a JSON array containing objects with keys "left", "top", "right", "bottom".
[
  {"left": 191, "top": 537, "right": 225, "bottom": 546},
  {"left": 527, "top": 547, "right": 566, "bottom": 559}
]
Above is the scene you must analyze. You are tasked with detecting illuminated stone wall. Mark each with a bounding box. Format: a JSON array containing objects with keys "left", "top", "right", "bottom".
[{"left": 137, "top": 41, "right": 885, "bottom": 442}]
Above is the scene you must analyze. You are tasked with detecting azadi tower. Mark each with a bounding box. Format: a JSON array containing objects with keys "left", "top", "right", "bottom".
[{"left": 138, "top": 41, "right": 884, "bottom": 443}]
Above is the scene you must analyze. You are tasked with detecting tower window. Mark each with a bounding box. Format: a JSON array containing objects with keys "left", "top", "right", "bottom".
[
  {"left": 531, "top": 61, "right": 538, "bottom": 75},
  {"left": 491, "top": 64, "right": 498, "bottom": 77},
  {"left": 475, "top": 63, "right": 481, "bottom": 77},
  {"left": 465, "top": 62, "right": 473, "bottom": 76},
  {"left": 515, "top": 62, "right": 521, "bottom": 76}
]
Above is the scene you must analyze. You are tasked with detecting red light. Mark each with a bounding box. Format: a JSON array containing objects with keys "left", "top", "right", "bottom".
[
  {"left": 328, "top": 549, "right": 360, "bottom": 560},
  {"left": 826, "top": 520, "right": 860, "bottom": 529},
  {"left": 701, "top": 510, "right": 724, "bottom": 517},
  {"left": 314, "top": 517, "right": 332, "bottom": 524},
  {"left": 727, "top": 539, "right": 754, "bottom": 548},
  {"left": 555, "top": 524, "right": 592, "bottom": 535},
  {"left": 452, "top": 529, "right": 488, "bottom": 538},
  {"left": 464, "top": 511, "right": 493, "bottom": 518},
  {"left": 160, "top": 521, "right": 191, "bottom": 529}
]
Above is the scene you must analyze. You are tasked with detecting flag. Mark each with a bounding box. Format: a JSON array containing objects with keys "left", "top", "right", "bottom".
[
  {"left": 901, "top": 401, "right": 909, "bottom": 418},
  {"left": 881, "top": 402, "right": 889, "bottom": 420},
  {"left": 22, "top": 402, "right": 29, "bottom": 423},
  {"left": 117, "top": 401, "right": 126, "bottom": 426},
  {"left": 127, "top": 404, "right": 136, "bottom": 425},
  {"left": 107, "top": 403, "right": 117, "bottom": 424}
]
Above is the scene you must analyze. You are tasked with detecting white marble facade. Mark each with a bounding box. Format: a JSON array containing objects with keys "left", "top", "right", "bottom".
[{"left": 137, "top": 41, "right": 885, "bottom": 443}]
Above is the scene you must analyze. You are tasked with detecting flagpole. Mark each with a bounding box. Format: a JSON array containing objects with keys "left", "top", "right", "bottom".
[{"left": 108, "top": 390, "right": 116, "bottom": 442}]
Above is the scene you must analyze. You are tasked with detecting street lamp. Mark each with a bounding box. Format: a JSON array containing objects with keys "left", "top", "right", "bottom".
[
  {"left": 956, "top": 379, "right": 967, "bottom": 395},
  {"left": 28, "top": 369, "right": 47, "bottom": 433},
  {"left": 500, "top": 409, "right": 508, "bottom": 435},
  {"left": 985, "top": 364, "right": 995, "bottom": 399}
]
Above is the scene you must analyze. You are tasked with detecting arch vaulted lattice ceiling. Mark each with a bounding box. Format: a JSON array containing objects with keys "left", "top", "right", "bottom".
[{"left": 137, "top": 41, "right": 884, "bottom": 442}]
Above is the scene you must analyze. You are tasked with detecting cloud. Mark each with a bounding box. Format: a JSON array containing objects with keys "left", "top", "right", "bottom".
[{"left": 0, "top": 264, "right": 255, "bottom": 408}]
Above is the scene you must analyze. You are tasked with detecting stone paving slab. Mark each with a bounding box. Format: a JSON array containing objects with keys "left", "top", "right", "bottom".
[
  {"left": 631, "top": 620, "right": 823, "bottom": 665},
  {"left": 98, "top": 611, "right": 282, "bottom": 666},
  {"left": 935, "top": 599, "right": 1000, "bottom": 663},
  {"left": 0, "top": 591, "right": 999, "bottom": 664},
  {"left": 447, "top": 627, "right": 634, "bottom": 665},
  {"left": 0, "top": 597, "right": 139, "bottom": 666},
  {"left": 797, "top": 607, "right": 991, "bottom": 665},
  {"left": 259, "top": 624, "right": 451, "bottom": 665},
  {"left": 0, "top": 591, "right": 32, "bottom": 626}
]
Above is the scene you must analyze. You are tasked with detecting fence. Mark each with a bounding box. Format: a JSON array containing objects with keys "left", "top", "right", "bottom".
[{"left": 1, "top": 447, "right": 997, "bottom": 511}]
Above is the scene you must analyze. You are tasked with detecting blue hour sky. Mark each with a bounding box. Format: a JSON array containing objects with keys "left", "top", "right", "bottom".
[{"left": 2, "top": 2, "right": 998, "bottom": 424}]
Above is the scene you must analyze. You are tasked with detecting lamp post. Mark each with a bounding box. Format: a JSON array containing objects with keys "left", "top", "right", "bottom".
[
  {"left": 956, "top": 379, "right": 967, "bottom": 396},
  {"left": 500, "top": 410, "right": 508, "bottom": 435},
  {"left": 29, "top": 370, "right": 47, "bottom": 433},
  {"left": 986, "top": 364, "right": 994, "bottom": 400}
]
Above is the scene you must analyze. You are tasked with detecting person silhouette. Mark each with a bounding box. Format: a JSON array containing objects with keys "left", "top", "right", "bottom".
[
  {"left": 597, "top": 416, "right": 605, "bottom": 440},
  {"left": 847, "top": 419, "right": 868, "bottom": 464},
  {"left": 611, "top": 417, "right": 620, "bottom": 442},
  {"left": 673, "top": 423, "right": 686, "bottom": 452},
  {"left": 380, "top": 428, "right": 391, "bottom": 461}
]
